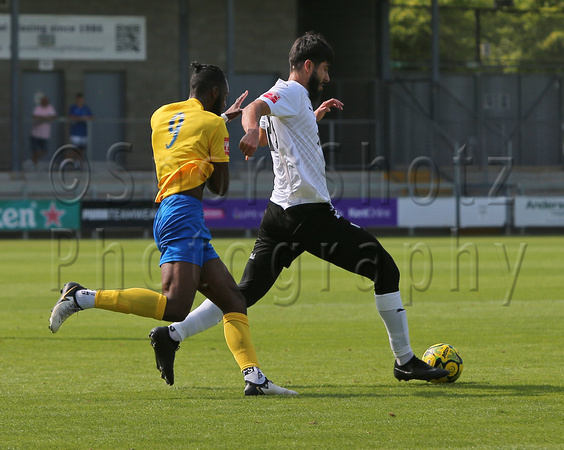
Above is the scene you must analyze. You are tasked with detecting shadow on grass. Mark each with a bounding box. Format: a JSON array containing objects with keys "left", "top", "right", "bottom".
[
  {"left": 409, "top": 381, "right": 564, "bottom": 398},
  {"left": 150, "top": 384, "right": 387, "bottom": 400},
  {"left": 180, "top": 382, "right": 564, "bottom": 399}
]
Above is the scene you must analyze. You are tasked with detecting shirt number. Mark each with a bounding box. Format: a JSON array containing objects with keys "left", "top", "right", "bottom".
[{"left": 166, "top": 112, "right": 185, "bottom": 149}]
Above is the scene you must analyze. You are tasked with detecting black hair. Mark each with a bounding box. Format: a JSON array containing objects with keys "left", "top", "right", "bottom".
[
  {"left": 289, "top": 31, "right": 334, "bottom": 71},
  {"left": 189, "top": 62, "right": 227, "bottom": 96}
]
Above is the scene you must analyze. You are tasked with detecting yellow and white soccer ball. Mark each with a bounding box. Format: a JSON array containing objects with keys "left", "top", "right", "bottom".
[{"left": 422, "top": 343, "right": 463, "bottom": 383}]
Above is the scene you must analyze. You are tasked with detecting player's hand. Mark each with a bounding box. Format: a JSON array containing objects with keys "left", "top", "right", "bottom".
[
  {"left": 314, "top": 98, "right": 343, "bottom": 122},
  {"left": 239, "top": 128, "right": 260, "bottom": 159},
  {"left": 223, "top": 90, "right": 249, "bottom": 122}
]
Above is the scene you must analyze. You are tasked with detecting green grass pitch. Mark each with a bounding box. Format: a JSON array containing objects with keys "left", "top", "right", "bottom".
[{"left": 1, "top": 235, "right": 563, "bottom": 448}]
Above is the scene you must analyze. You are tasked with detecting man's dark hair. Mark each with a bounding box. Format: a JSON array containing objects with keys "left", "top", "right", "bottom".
[
  {"left": 289, "top": 31, "right": 334, "bottom": 71},
  {"left": 189, "top": 62, "right": 227, "bottom": 96}
]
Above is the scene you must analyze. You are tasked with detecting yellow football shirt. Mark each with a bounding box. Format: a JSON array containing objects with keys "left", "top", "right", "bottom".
[{"left": 151, "top": 98, "right": 230, "bottom": 202}]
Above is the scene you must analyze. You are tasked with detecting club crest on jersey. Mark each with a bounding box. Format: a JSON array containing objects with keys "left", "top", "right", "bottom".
[
  {"left": 223, "top": 137, "right": 230, "bottom": 155},
  {"left": 263, "top": 92, "right": 280, "bottom": 104}
]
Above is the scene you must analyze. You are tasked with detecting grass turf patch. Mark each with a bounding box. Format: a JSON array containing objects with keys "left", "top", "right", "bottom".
[{"left": 1, "top": 236, "right": 563, "bottom": 448}]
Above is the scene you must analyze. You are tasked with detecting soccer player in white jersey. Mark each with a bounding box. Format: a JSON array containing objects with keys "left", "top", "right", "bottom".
[{"left": 151, "top": 32, "right": 449, "bottom": 383}]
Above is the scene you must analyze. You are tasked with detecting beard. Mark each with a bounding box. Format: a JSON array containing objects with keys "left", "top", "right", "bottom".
[
  {"left": 211, "top": 95, "right": 223, "bottom": 116},
  {"left": 307, "top": 71, "right": 323, "bottom": 106}
]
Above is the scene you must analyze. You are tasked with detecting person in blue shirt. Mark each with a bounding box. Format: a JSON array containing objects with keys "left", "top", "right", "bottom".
[{"left": 68, "top": 93, "right": 93, "bottom": 159}]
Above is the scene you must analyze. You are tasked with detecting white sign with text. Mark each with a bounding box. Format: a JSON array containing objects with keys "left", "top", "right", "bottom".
[
  {"left": 398, "top": 197, "right": 507, "bottom": 228},
  {"left": 515, "top": 197, "right": 564, "bottom": 227},
  {"left": 0, "top": 14, "right": 146, "bottom": 60}
]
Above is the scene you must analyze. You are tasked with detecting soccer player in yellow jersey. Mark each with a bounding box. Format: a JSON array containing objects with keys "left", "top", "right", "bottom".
[{"left": 48, "top": 63, "right": 297, "bottom": 396}]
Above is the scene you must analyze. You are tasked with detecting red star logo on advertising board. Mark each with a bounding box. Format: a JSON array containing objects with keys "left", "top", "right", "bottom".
[{"left": 40, "top": 202, "right": 66, "bottom": 227}]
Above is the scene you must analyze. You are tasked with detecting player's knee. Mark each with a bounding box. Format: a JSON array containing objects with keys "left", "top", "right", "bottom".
[
  {"left": 221, "top": 285, "right": 247, "bottom": 314},
  {"left": 199, "top": 281, "right": 247, "bottom": 315}
]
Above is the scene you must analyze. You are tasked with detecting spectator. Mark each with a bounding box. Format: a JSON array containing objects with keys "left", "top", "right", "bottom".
[
  {"left": 68, "top": 93, "right": 93, "bottom": 164},
  {"left": 30, "top": 95, "right": 57, "bottom": 168}
]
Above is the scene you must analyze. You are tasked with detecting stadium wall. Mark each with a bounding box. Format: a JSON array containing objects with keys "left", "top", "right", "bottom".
[
  {"left": 2, "top": 1, "right": 562, "bottom": 172},
  {"left": 0, "top": 0, "right": 297, "bottom": 171}
]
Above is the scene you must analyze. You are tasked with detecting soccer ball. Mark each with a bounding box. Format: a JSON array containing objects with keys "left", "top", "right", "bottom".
[{"left": 422, "top": 343, "right": 463, "bottom": 383}]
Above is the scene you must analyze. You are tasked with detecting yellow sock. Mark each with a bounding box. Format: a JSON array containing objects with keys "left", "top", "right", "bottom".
[
  {"left": 223, "top": 312, "right": 260, "bottom": 371},
  {"left": 95, "top": 288, "right": 167, "bottom": 320}
]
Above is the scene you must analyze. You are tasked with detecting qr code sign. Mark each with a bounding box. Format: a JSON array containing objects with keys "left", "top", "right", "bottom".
[{"left": 116, "top": 24, "right": 141, "bottom": 52}]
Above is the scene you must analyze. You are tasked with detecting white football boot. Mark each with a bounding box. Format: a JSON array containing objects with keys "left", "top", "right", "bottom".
[{"left": 49, "top": 282, "right": 84, "bottom": 333}]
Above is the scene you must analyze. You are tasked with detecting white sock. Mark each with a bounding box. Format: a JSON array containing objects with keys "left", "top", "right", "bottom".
[
  {"left": 375, "top": 291, "right": 414, "bottom": 365},
  {"left": 168, "top": 325, "right": 182, "bottom": 342},
  {"left": 168, "top": 298, "right": 223, "bottom": 342},
  {"left": 75, "top": 289, "right": 97, "bottom": 309},
  {"left": 243, "top": 367, "right": 266, "bottom": 385}
]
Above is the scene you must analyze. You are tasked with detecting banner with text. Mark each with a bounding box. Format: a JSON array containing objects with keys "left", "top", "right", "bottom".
[
  {"left": 202, "top": 198, "right": 397, "bottom": 229},
  {"left": 515, "top": 197, "right": 564, "bottom": 227},
  {"left": 81, "top": 198, "right": 397, "bottom": 231},
  {"left": 81, "top": 200, "right": 157, "bottom": 230},
  {"left": 0, "top": 15, "right": 146, "bottom": 60},
  {"left": 0, "top": 200, "right": 80, "bottom": 231}
]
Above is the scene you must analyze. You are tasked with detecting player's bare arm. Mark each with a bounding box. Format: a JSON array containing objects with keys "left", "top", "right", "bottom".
[
  {"left": 314, "top": 98, "right": 343, "bottom": 122},
  {"left": 239, "top": 99, "right": 271, "bottom": 159},
  {"left": 223, "top": 90, "right": 249, "bottom": 122}
]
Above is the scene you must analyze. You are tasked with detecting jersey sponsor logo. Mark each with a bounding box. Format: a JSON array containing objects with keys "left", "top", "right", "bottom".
[
  {"left": 223, "top": 137, "right": 230, "bottom": 155},
  {"left": 263, "top": 91, "right": 280, "bottom": 104}
]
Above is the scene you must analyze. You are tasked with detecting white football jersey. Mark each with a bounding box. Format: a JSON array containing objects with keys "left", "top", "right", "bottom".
[{"left": 259, "top": 79, "right": 331, "bottom": 209}]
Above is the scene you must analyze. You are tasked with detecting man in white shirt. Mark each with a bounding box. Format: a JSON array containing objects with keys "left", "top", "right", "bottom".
[{"left": 159, "top": 32, "right": 449, "bottom": 383}]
